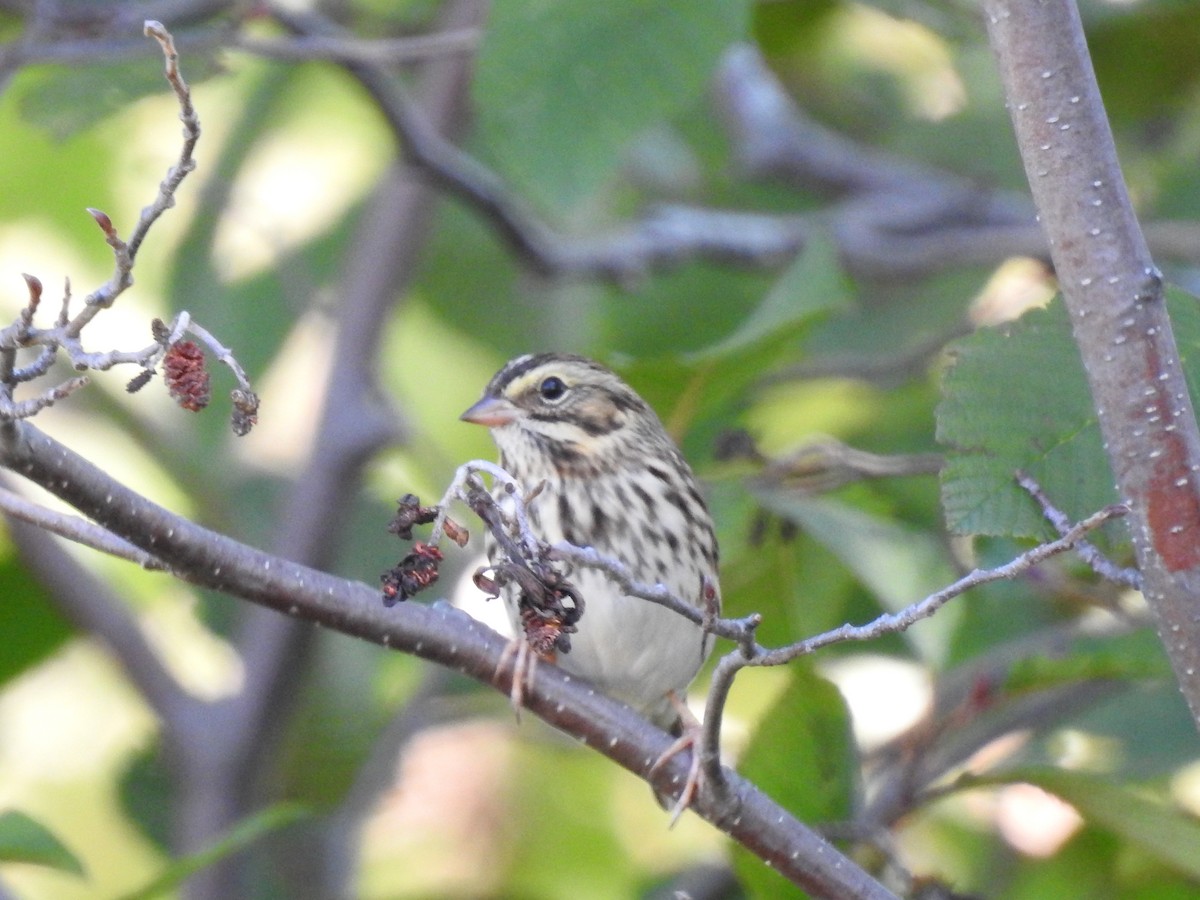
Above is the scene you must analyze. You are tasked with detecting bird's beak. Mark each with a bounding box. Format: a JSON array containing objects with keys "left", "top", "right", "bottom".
[{"left": 460, "top": 395, "right": 520, "bottom": 427}]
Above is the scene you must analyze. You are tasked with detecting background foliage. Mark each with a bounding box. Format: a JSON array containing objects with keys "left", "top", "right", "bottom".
[{"left": 1, "top": 1, "right": 1199, "bottom": 898}]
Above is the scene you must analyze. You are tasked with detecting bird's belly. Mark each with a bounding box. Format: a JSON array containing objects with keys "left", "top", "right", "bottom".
[{"left": 552, "top": 568, "right": 709, "bottom": 721}]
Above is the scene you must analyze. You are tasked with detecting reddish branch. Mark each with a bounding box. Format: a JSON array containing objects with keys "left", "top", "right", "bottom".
[{"left": 984, "top": 0, "right": 1200, "bottom": 726}]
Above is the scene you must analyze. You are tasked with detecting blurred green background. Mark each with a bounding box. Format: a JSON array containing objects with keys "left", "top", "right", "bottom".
[{"left": 2, "top": 1, "right": 1200, "bottom": 897}]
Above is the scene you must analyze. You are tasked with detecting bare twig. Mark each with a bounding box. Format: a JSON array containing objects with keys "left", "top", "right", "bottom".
[
  {"left": 430, "top": 459, "right": 1131, "bottom": 802},
  {"left": 70, "top": 21, "right": 200, "bottom": 329},
  {"left": 183, "top": 317, "right": 253, "bottom": 395},
  {"left": 751, "top": 438, "right": 944, "bottom": 495},
  {"left": 0, "top": 486, "right": 167, "bottom": 569},
  {"left": 0, "top": 375, "right": 89, "bottom": 419},
  {"left": 1016, "top": 470, "right": 1141, "bottom": 588}
]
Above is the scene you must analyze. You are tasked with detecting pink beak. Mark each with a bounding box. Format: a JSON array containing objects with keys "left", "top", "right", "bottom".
[{"left": 460, "top": 395, "right": 520, "bottom": 427}]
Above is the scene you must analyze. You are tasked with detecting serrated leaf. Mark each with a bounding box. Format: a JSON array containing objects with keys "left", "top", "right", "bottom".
[
  {"left": 937, "top": 300, "right": 1111, "bottom": 538},
  {"left": 938, "top": 287, "right": 1200, "bottom": 541},
  {"left": 732, "top": 665, "right": 855, "bottom": 897},
  {"left": 473, "top": 0, "right": 750, "bottom": 215},
  {"left": 0, "top": 810, "right": 86, "bottom": 877},
  {"left": 975, "top": 768, "right": 1200, "bottom": 881}
]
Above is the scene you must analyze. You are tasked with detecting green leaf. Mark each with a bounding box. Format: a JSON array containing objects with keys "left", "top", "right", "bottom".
[
  {"left": 977, "top": 769, "right": 1200, "bottom": 881},
  {"left": 0, "top": 810, "right": 86, "bottom": 877},
  {"left": 16, "top": 54, "right": 226, "bottom": 140},
  {"left": 118, "top": 746, "right": 173, "bottom": 852},
  {"left": 615, "top": 233, "right": 851, "bottom": 459},
  {"left": 752, "top": 492, "right": 959, "bottom": 663},
  {"left": 115, "top": 804, "right": 309, "bottom": 900},
  {"left": 938, "top": 287, "right": 1200, "bottom": 541},
  {"left": 937, "top": 299, "right": 1111, "bottom": 539},
  {"left": 473, "top": 0, "right": 751, "bottom": 216},
  {"left": 732, "top": 665, "right": 855, "bottom": 897},
  {"left": 0, "top": 549, "right": 73, "bottom": 684},
  {"left": 1004, "top": 631, "right": 1172, "bottom": 694},
  {"left": 691, "top": 232, "right": 853, "bottom": 360},
  {"left": 18, "top": 63, "right": 175, "bottom": 140}
]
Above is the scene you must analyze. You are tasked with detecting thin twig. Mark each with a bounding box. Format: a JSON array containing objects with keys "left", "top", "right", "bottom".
[
  {"left": 695, "top": 501, "right": 1131, "bottom": 790},
  {"left": 433, "top": 459, "right": 1131, "bottom": 800},
  {"left": 184, "top": 318, "right": 253, "bottom": 393},
  {"left": 71, "top": 21, "right": 200, "bottom": 328},
  {"left": 1016, "top": 470, "right": 1141, "bottom": 588},
  {"left": 234, "top": 28, "right": 482, "bottom": 64},
  {"left": 0, "top": 487, "right": 167, "bottom": 570}
]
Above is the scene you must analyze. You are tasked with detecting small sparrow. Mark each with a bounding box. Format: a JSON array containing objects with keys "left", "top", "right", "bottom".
[{"left": 461, "top": 353, "right": 720, "bottom": 731}]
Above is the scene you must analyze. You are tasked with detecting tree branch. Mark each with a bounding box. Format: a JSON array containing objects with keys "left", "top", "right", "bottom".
[
  {"left": 984, "top": 0, "right": 1200, "bottom": 727},
  {"left": 0, "top": 418, "right": 894, "bottom": 899}
]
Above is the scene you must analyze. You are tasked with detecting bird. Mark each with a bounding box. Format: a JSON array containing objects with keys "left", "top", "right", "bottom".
[{"left": 460, "top": 353, "right": 721, "bottom": 735}]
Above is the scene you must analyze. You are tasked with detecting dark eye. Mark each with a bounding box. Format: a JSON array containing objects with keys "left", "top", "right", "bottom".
[{"left": 539, "top": 376, "right": 567, "bottom": 401}]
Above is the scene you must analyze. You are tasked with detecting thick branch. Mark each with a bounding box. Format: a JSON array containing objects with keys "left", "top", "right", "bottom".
[
  {"left": 0, "top": 421, "right": 893, "bottom": 898},
  {"left": 984, "top": 1, "right": 1200, "bottom": 726}
]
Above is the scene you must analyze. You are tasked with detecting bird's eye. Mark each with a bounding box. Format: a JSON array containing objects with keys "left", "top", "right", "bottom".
[{"left": 539, "top": 376, "right": 568, "bottom": 402}]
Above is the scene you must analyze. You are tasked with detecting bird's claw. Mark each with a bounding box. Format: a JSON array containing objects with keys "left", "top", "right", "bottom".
[
  {"left": 648, "top": 691, "right": 705, "bottom": 826},
  {"left": 496, "top": 637, "right": 538, "bottom": 720}
]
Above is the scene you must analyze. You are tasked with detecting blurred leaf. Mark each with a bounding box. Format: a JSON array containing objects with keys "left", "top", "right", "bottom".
[
  {"left": 18, "top": 61, "right": 174, "bottom": 140},
  {"left": 692, "top": 233, "right": 853, "bottom": 360},
  {"left": 474, "top": 0, "right": 751, "bottom": 216},
  {"left": 619, "top": 234, "right": 852, "bottom": 461},
  {"left": 753, "top": 0, "right": 839, "bottom": 58},
  {"left": 1087, "top": 5, "right": 1200, "bottom": 124},
  {"left": 1004, "top": 827, "right": 1119, "bottom": 900},
  {"left": 977, "top": 769, "right": 1200, "bottom": 881},
  {"left": 116, "top": 803, "right": 309, "bottom": 900},
  {"left": 17, "top": 51, "right": 226, "bottom": 140},
  {"left": 1005, "top": 631, "right": 1172, "bottom": 694},
  {"left": 118, "top": 746, "right": 173, "bottom": 853},
  {"left": 733, "top": 664, "right": 855, "bottom": 897},
  {"left": 280, "top": 638, "right": 388, "bottom": 809},
  {"left": 801, "top": 268, "right": 982, "bottom": 379},
  {"left": 752, "top": 491, "right": 959, "bottom": 663},
  {"left": 711, "top": 478, "right": 862, "bottom": 649},
  {"left": 0, "top": 548, "right": 73, "bottom": 683},
  {"left": 603, "top": 262, "right": 776, "bottom": 358},
  {"left": 0, "top": 810, "right": 85, "bottom": 876},
  {"left": 416, "top": 202, "right": 531, "bottom": 358},
  {"left": 1059, "top": 680, "right": 1199, "bottom": 781},
  {"left": 506, "top": 743, "right": 643, "bottom": 898}
]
